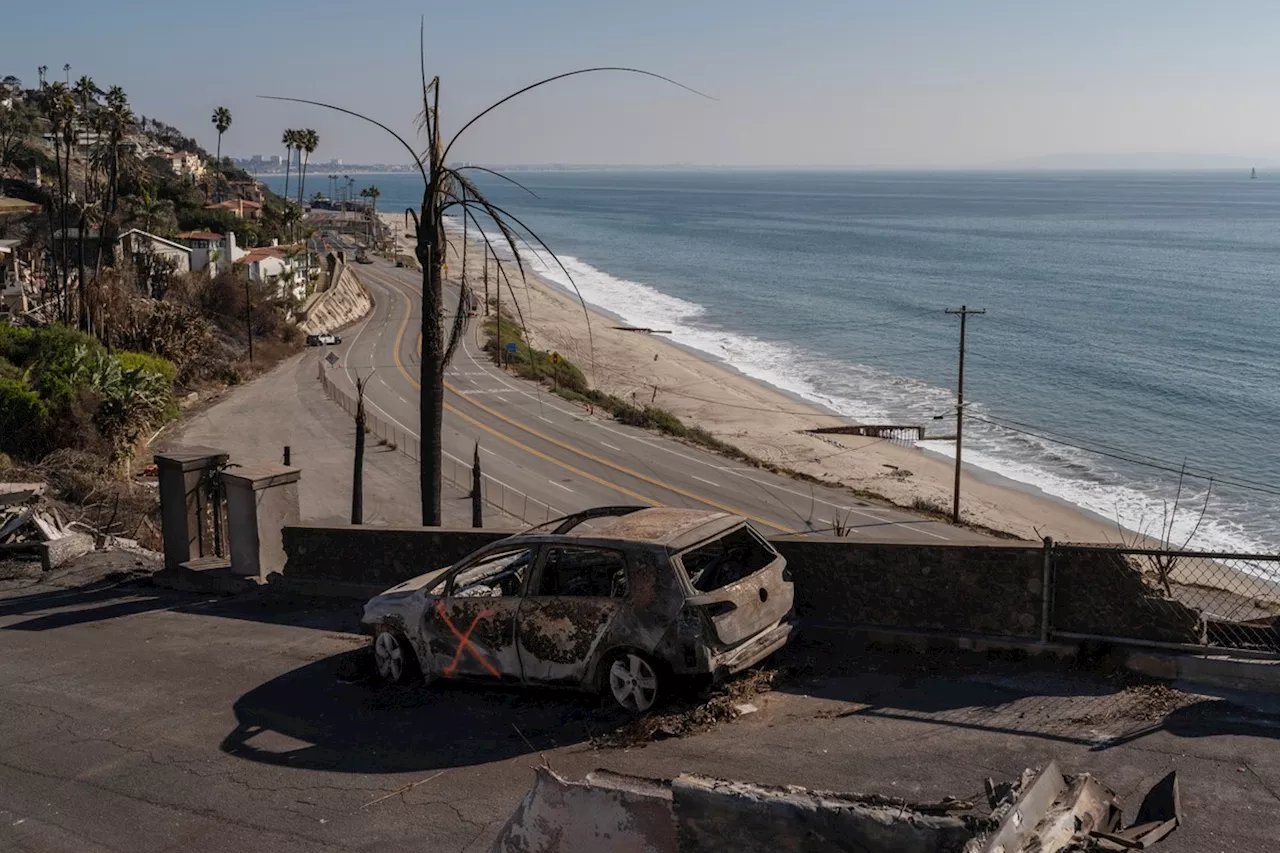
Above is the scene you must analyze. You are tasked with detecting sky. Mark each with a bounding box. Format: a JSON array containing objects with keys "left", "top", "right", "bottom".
[{"left": 8, "top": 0, "right": 1280, "bottom": 167}]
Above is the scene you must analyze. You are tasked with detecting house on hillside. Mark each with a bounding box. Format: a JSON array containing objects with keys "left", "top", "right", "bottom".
[
  {"left": 167, "top": 151, "right": 206, "bottom": 179},
  {"left": 116, "top": 229, "right": 192, "bottom": 296},
  {"left": 0, "top": 238, "right": 31, "bottom": 317},
  {"left": 176, "top": 230, "right": 245, "bottom": 275},
  {"left": 227, "top": 180, "right": 265, "bottom": 203},
  {"left": 234, "top": 243, "right": 304, "bottom": 301},
  {"left": 204, "top": 199, "right": 263, "bottom": 220}
]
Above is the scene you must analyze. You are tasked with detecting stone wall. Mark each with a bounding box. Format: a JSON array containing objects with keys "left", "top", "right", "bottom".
[
  {"left": 773, "top": 538, "right": 1046, "bottom": 639},
  {"left": 281, "top": 524, "right": 504, "bottom": 590},
  {"left": 297, "top": 261, "right": 371, "bottom": 335},
  {"left": 276, "top": 525, "right": 1207, "bottom": 646}
]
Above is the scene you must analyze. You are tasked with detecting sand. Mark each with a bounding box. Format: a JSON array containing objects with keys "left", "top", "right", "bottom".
[{"left": 381, "top": 212, "right": 1131, "bottom": 544}]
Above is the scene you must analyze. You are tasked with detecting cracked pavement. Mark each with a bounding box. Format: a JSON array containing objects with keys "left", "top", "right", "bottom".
[{"left": 3, "top": 555, "right": 1280, "bottom": 851}]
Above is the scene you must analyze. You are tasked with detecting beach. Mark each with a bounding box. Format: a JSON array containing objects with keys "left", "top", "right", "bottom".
[{"left": 383, "top": 212, "right": 1124, "bottom": 544}]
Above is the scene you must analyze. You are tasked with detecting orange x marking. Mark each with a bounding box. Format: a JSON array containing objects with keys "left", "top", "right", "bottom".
[{"left": 436, "top": 600, "right": 501, "bottom": 678}]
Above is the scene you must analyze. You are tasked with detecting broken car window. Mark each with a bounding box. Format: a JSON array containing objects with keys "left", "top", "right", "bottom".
[
  {"left": 536, "top": 547, "right": 628, "bottom": 598},
  {"left": 680, "top": 527, "right": 774, "bottom": 592},
  {"left": 450, "top": 548, "right": 533, "bottom": 598}
]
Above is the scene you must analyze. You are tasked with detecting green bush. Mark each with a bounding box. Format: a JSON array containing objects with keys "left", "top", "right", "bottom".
[
  {"left": 0, "top": 378, "right": 48, "bottom": 456},
  {"left": 118, "top": 351, "right": 177, "bottom": 387}
]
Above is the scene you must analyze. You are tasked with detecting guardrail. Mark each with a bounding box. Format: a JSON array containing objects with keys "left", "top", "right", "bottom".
[{"left": 318, "top": 365, "right": 564, "bottom": 525}]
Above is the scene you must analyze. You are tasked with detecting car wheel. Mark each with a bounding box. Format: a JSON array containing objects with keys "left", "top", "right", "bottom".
[
  {"left": 373, "top": 628, "right": 417, "bottom": 685},
  {"left": 605, "top": 651, "right": 661, "bottom": 713}
]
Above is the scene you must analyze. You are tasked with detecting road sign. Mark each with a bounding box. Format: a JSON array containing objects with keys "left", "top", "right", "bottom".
[
  {"left": 505, "top": 342, "right": 518, "bottom": 354},
  {"left": 549, "top": 351, "right": 562, "bottom": 365},
  {"left": 324, "top": 352, "right": 339, "bottom": 367}
]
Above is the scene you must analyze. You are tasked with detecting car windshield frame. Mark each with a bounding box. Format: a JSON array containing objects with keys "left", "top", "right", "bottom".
[{"left": 672, "top": 522, "right": 780, "bottom": 595}]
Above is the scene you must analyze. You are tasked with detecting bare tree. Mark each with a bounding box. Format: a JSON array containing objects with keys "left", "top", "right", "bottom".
[
  {"left": 352, "top": 371, "right": 373, "bottom": 524},
  {"left": 264, "top": 29, "right": 707, "bottom": 525}
]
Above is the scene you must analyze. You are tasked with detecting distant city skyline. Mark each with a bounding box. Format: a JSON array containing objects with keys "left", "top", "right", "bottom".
[{"left": 11, "top": 0, "right": 1280, "bottom": 168}]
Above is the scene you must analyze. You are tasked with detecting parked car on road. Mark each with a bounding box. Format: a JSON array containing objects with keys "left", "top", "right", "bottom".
[
  {"left": 306, "top": 333, "right": 341, "bottom": 346},
  {"left": 361, "top": 506, "right": 794, "bottom": 712}
]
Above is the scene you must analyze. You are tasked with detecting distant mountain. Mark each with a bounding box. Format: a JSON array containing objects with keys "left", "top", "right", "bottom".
[{"left": 980, "top": 152, "right": 1279, "bottom": 171}]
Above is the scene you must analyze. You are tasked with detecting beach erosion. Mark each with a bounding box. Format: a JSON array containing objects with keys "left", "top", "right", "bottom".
[{"left": 380, "top": 212, "right": 1120, "bottom": 544}]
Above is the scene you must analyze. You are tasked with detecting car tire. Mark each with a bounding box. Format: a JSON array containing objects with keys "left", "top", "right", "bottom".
[
  {"left": 372, "top": 627, "right": 418, "bottom": 685},
  {"left": 602, "top": 650, "right": 662, "bottom": 714}
]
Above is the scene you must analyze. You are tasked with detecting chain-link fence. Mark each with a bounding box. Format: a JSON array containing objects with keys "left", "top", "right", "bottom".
[
  {"left": 318, "top": 367, "right": 564, "bottom": 526},
  {"left": 1050, "top": 544, "right": 1280, "bottom": 657}
]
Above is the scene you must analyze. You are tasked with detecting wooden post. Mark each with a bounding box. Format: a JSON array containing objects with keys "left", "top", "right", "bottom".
[
  {"left": 944, "top": 305, "right": 985, "bottom": 523},
  {"left": 471, "top": 442, "right": 483, "bottom": 528}
]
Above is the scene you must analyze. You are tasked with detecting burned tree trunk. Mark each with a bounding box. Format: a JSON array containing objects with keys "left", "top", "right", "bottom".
[
  {"left": 471, "top": 442, "right": 483, "bottom": 528},
  {"left": 352, "top": 374, "right": 370, "bottom": 524}
]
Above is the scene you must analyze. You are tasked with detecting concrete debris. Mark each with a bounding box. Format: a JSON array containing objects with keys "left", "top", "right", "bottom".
[
  {"left": 489, "top": 765, "right": 1180, "bottom": 853},
  {"left": 0, "top": 488, "right": 110, "bottom": 571}
]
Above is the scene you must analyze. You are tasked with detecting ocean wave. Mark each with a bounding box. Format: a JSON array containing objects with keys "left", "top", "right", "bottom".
[{"left": 447, "top": 217, "right": 1275, "bottom": 556}]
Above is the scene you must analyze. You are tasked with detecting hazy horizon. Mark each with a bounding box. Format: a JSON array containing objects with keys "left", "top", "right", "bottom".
[{"left": 11, "top": 1, "right": 1280, "bottom": 168}]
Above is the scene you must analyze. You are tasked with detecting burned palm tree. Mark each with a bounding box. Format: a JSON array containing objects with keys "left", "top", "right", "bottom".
[{"left": 264, "top": 34, "right": 707, "bottom": 525}]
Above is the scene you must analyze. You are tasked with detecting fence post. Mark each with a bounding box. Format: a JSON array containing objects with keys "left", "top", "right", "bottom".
[{"left": 1041, "top": 536, "right": 1054, "bottom": 644}]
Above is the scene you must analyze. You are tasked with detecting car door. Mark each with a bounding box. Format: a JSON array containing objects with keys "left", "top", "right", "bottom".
[
  {"left": 421, "top": 544, "right": 534, "bottom": 683},
  {"left": 516, "top": 545, "right": 629, "bottom": 686}
]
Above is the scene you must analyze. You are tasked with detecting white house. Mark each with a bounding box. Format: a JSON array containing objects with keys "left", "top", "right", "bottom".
[
  {"left": 167, "top": 151, "right": 206, "bottom": 178},
  {"left": 116, "top": 229, "right": 192, "bottom": 274},
  {"left": 234, "top": 243, "right": 304, "bottom": 301},
  {"left": 0, "top": 238, "right": 29, "bottom": 316},
  {"left": 176, "top": 230, "right": 246, "bottom": 275}
]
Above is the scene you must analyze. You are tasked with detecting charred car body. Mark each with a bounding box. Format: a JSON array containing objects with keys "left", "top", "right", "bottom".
[{"left": 360, "top": 507, "right": 794, "bottom": 712}]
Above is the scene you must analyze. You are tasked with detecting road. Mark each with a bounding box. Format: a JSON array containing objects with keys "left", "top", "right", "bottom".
[
  {"left": 4, "top": 556, "right": 1277, "bottom": 852},
  {"left": 322, "top": 239, "right": 989, "bottom": 541}
]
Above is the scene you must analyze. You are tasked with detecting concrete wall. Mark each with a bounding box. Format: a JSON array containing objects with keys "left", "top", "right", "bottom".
[
  {"left": 276, "top": 525, "right": 1205, "bottom": 646},
  {"left": 298, "top": 260, "right": 371, "bottom": 335},
  {"left": 774, "top": 538, "right": 1046, "bottom": 639},
  {"left": 281, "top": 524, "right": 503, "bottom": 592}
]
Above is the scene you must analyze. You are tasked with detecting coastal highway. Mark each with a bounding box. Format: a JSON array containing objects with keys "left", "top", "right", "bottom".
[{"left": 321, "top": 247, "right": 991, "bottom": 542}]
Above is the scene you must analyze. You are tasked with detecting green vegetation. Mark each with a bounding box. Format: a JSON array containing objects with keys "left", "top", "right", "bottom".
[
  {"left": 480, "top": 314, "right": 754, "bottom": 463},
  {"left": 0, "top": 321, "right": 177, "bottom": 463}
]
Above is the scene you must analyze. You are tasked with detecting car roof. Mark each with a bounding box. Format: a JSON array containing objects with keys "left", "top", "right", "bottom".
[{"left": 506, "top": 507, "right": 742, "bottom": 552}]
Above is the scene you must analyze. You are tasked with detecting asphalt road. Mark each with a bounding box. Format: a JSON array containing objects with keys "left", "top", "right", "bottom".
[
  {"left": 4, "top": 558, "right": 1278, "bottom": 852},
  {"left": 321, "top": 243, "right": 990, "bottom": 542}
]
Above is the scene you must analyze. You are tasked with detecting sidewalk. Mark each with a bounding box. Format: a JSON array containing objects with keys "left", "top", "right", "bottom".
[{"left": 165, "top": 351, "right": 515, "bottom": 529}]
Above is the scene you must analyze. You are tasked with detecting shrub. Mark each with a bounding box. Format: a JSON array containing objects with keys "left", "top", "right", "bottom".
[
  {"left": 117, "top": 351, "right": 177, "bottom": 387},
  {"left": 0, "top": 377, "right": 48, "bottom": 456}
]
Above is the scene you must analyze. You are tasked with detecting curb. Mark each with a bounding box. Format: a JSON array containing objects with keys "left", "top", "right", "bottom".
[{"left": 1126, "top": 649, "right": 1280, "bottom": 695}]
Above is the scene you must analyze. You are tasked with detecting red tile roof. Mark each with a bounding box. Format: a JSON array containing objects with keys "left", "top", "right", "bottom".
[{"left": 177, "top": 231, "right": 223, "bottom": 241}]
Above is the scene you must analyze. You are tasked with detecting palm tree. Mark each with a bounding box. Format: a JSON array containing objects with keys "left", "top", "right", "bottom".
[
  {"left": 38, "top": 66, "right": 47, "bottom": 88},
  {"left": 364, "top": 185, "right": 380, "bottom": 217},
  {"left": 211, "top": 106, "right": 232, "bottom": 201},
  {"left": 42, "top": 82, "right": 77, "bottom": 324},
  {"left": 297, "top": 129, "right": 318, "bottom": 206},
  {"left": 281, "top": 129, "right": 296, "bottom": 201},
  {"left": 63, "top": 63, "right": 71, "bottom": 85},
  {"left": 73, "top": 75, "right": 96, "bottom": 197},
  {"left": 265, "top": 45, "right": 704, "bottom": 525},
  {"left": 101, "top": 86, "right": 133, "bottom": 215}
]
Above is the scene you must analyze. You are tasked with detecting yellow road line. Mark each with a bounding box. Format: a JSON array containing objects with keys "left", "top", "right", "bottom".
[{"left": 374, "top": 267, "right": 795, "bottom": 533}]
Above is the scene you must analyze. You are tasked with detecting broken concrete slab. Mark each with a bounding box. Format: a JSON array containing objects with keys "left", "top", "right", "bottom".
[{"left": 489, "top": 765, "right": 1180, "bottom": 853}]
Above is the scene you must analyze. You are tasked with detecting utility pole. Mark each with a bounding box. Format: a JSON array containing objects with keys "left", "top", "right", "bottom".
[
  {"left": 483, "top": 246, "right": 490, "bottom": 316},
  {"left": 944, "top": 305, "right": 984, "bottom": 524}
]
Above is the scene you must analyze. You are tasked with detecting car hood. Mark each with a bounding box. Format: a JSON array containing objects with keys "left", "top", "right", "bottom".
[{"left": 361, "top": 567, "right": 449, "bottom": 624}]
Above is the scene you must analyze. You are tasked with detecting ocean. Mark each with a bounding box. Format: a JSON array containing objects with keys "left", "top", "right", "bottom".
[{"left": 263, "top": 170, "right": 1280, "bottom": 553}]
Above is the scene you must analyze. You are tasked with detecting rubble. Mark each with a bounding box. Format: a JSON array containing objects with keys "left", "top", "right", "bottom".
[
  {"left": 1, "top": 483, "right": 103, "bottom": 571},
  {"left": 489, "top": 763, "right": 1180, "bottom": 853}
]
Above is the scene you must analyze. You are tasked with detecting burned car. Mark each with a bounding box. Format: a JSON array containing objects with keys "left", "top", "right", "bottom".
[{"left": 361, "top": 507, "right": 794, "bottom": 712}]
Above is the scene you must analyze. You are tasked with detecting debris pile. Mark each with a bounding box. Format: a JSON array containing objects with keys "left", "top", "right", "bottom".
[
  {"left": 1, "top": 481, "right": 96, "bottom": 572},
  {"left": 599, "top": 666, "right": 779, "bottom": 747},
  {"left": 489, "top": 762, "right": 1181, "bottom": 853}
]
